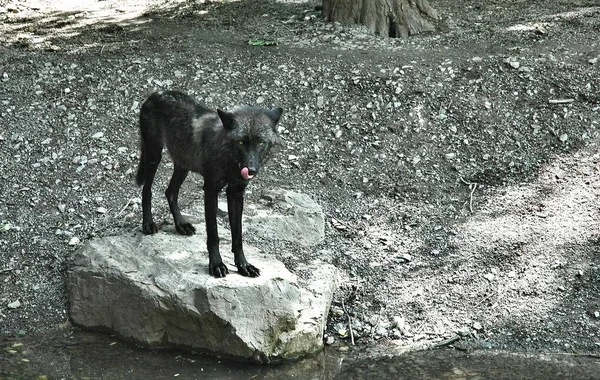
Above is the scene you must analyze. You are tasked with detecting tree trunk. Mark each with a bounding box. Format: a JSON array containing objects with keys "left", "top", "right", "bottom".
[{"left": 322, "top": 0, "right": 438, "bottom": 38}]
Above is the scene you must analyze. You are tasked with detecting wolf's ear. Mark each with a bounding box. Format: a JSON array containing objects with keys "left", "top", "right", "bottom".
[
  {"left": 217, "top": 109, "right": 236, "bottom": 130},
  {"left": 267, "top": 107, "right": 283, "bottom": 126}
]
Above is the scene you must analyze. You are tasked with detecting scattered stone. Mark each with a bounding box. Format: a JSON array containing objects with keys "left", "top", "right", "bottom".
[
  {"left": 457, "top": 327, "right": 471, "bottom": 337},
  {"left": 316, "top": 96, "right": 324, "bottom": 107},
  {"left": 7, "top": 300, "right": 21, "bottom": 309},
  {"left": 445, "top": 152, "right": 456, "bottom": 160},
  {"left": 91, "top": 132, "right": 104, "bottom": 139},
  {"left": 334, "top": 323, "right": 348, "bottom": 338},
  {"left": 68, "top": 237, "right": 81, "bottom": 246},
  {"left": 473, "top": 321, "right": 483, "bottom": 331}
]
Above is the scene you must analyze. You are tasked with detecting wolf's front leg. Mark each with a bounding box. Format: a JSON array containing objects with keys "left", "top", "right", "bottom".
[
  {"left": 226, "top": 185, "right": 260, "bottom": 277},
  {"left": 204, "top": 185, "right": 228, "bottom": 278}
]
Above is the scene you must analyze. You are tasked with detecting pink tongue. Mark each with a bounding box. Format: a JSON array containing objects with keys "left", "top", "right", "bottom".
[{"left": 241, "top": 167, "right": 254, "bottom": 180}]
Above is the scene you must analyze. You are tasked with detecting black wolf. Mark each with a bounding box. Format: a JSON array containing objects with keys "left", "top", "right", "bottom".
[{"left": 135, "top": 90, "right": 283, "bottom": 278}]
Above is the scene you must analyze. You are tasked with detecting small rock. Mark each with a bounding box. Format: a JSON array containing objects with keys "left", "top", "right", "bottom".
[
  {"left": 91, "top": 132, "right": 104, "bottom": 139},
  {"left": 509, "top": 61, "right": 520, "bottom": 69},
  {"left": 96, "top": 207, "right": 107, "bottom": 214},
  {"left": 256, "top": 96, "right": 265, "bottom": 104},
  {"left": 392, "top": 316, "right": 406, "bottom": 331},
  {"left": 375, "top": 325, "right": 388, "bottom": 337},
  {"left": 7, "top": 300, "right": 21, "bottom": 309},
  {"left": 334, "top": 322, "right": 348, "bottom": 338},
  {"left": 445, "top": 152, "right": 456, "bottom": 160},
  {"left": 68, "top": 237, "right": 81, "bottom": 246},
  {"left": 457, "top": 327, "right": 471, "bottom": 337},
  {"left": 559, "top": 134, "right": 568, "bottom": 142},
  {"left": 325, "top": 335, "right": 335, "bottom": 345},
  {"left": 368, "top": 315, "right": 380, "bottom": 326},
  {"left": 316, "top": 96, "right": 324, "bottom": 107},
  {"left": 472, "top": 321, "right": 483, "bottom": 331},
  {"left": 330, "top": 305, "right": 344, "bottom": 317},
  {"left": 483, "top": 273, "right": 495, "bottom": 282},
  {"left": 589, "top": 57, "right": 598, "bottom": 65}
]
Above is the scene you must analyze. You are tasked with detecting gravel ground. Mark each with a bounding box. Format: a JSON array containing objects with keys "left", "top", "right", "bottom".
[{"left": 1, "top": 0, "right": 599, "bottom": 354}]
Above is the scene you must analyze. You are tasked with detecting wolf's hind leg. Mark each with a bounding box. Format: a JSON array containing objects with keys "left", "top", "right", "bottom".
[
  {"left": 166, "top": 164, "right": 196, "bottom": 235},
  {"left": 140, "top": 145, "right": 161, "bottom": 234}
]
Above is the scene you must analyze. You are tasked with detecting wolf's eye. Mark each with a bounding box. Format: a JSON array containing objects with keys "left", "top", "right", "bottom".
[
  {"left": 238, "top": 140, "right": 244, "bottom": 145},
  {"left": 258, "top": 142, "right": 265, "bottom": 146}
]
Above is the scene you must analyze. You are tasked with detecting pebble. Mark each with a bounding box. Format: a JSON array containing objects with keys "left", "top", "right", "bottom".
[
  {"left": 68, "top": 237, "right": 81, "bottom": 246},
  {"left": 7, "top": 300, "right": 21, "bottom": 309}
]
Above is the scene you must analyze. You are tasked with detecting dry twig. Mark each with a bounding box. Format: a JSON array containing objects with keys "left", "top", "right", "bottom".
[
  {"left": 460, "top": 177, "right": 478, "bottom": 213},
  {"left": 114, "top": 198, "right": 134, "bottom": 218},
  {"left": 340, "top": 297, "right": 355, "bottom": 345},
  {"left": 427, "top": 335, "right": 461, "bottom": 350}
]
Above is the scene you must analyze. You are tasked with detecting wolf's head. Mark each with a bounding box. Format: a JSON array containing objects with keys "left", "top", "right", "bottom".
[{"left": 218, "top": 106, "right": 283, "bottom": 180}]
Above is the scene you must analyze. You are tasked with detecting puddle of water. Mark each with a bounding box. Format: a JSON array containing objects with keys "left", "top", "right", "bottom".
[{"left": 1, "top": 330, "right": 598, "bottom": 379}]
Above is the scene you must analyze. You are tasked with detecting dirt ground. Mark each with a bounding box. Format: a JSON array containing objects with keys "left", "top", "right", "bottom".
[{"left": 0, "top": 0, "right": 599, "bottom": 356}]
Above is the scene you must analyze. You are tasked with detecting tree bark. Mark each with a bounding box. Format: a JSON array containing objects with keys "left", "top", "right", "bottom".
[{"left": 322, "top": 0, "right": 438, "bottom": 38}]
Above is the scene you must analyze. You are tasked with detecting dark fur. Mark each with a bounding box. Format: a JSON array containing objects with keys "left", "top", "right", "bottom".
[{"left": 136, "top": 90, "right": 283, "bottom": 278}]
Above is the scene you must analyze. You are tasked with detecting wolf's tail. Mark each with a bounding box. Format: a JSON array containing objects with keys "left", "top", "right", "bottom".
[{"left": 135, "top": 149, "right": 145, "bottom": 186}]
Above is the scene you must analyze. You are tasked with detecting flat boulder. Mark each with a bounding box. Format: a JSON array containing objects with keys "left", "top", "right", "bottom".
[
  {"left": 68, "top": 228, "right": 338, "bottom": 363},
  {"left": 244, "top": 189, "right": 325, "bottom": 246}
]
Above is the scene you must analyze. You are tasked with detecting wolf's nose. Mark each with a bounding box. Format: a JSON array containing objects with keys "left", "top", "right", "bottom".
[{"left": 247, "top": 167, "right": 258, "bottom": 176}]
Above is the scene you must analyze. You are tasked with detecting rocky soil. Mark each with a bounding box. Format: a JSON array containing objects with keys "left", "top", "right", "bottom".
[{"left": 1, "top": 0, "right": 599, "bottom": 355}]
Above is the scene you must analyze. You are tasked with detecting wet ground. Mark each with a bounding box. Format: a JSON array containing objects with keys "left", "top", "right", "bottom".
[{"left": 1, "top": 330, "right": 599, "bottom": 379}]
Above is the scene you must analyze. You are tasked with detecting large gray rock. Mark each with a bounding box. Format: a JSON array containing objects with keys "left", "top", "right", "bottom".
[
  {"left": 244, "top": 189, "right": 325, "bottom": 246},
  {"left": 68, "top": 228, "right": 338, "bottom": 363}
]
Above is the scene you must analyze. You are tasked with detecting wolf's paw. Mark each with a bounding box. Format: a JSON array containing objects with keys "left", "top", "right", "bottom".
[
  {"left": 142, "top": 221, "right": 158, "bottom": 235},
  {"left": 209, "top": 262, "right": 229, "bottom": 278},
  {"left": 175, "top": 222, "right": 196, "bottom": 235},
  {"left": 237, "top": 263, "right": 260, "bottom": 277}
]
